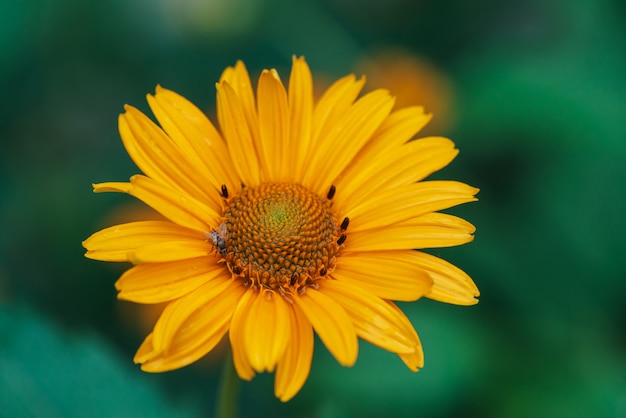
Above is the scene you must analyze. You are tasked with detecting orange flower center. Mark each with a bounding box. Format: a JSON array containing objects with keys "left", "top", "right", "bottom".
[{"left": 213, "top": 183, "right": 344, "bottom": 297}]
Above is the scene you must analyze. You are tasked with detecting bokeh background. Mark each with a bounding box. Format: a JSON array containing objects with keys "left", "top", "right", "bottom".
[{"left": 1, "top": 0, "right": 625, "bottom": 416}]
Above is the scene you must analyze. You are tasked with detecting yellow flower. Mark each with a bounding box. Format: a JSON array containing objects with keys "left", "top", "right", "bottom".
[{"left": 83, "top": 56, "right": 479, "bottom": 402}]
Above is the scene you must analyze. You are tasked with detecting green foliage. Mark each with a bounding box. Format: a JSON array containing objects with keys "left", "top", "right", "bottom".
[{"left": 0, "top": 307, "right": 198, "bottom": 417}]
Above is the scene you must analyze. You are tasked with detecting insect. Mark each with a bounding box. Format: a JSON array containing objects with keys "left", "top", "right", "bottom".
[{"left": 205, "top": 223, "right": 229, "bottom": 257}]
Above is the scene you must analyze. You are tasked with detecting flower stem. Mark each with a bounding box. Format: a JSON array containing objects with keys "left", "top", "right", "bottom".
[{"left": 216, "top": 350, "right": 239, "bottom": 418}]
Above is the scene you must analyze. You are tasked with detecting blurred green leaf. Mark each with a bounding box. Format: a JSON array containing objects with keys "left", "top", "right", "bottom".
[{"left": 0, "top": 307, "right": 198, "bottom": 417}]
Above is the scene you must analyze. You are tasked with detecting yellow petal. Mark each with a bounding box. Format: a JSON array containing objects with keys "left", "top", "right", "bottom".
[
  {"left": 332, "top": 250, "right": 433, "bottom": 301},
  {"left": 332, "top": 106, "right": 430, "bottom": 214},
  {"left": 147, "top": 86, "right": 241, "bottom": 195},
  {"left": 295, "top": 287, "right": 358, "bottom": 367},
  {"left": 275, "top": 303, "right": 314, "bottom": 402},
  {"left": 398, "top": 349, "right": 424, "bottom": 372},
  {"left": 257, "top": 69, "right": 290, "bottom": 182},
  {"left": 140, "top": 326, "right": 228, "bottom": 372},
  {"left": 320, "top": 280, "right": 418, "bottom": 353},
  {"left": 219, "top": 60, "right": 260, "bottom": 147},
  {"left": 312, "top": 74, "right": 364, "bottom": 147},
  {"left": 115, "top": 257, "right": 222, "bottom": 303},
  {"left": 335, "top": 136, "right": 458, "bottom": 209},
  {"left": 385, "top": 302, "right": 424, "bottom": 371},
  {"left": 304, "top": 89, "right": 395, "bottom": 194},
  {"left": 228, "top": 288, "right": 257, "bottom": 380},
  {"left": 134, "top": 333, "right": 157, "bottom": 364},
  {"left": 244, "top": 289, "right": 291, "bottom": 373},
  {"left": 149, "top": 272, "right": 238, "bottom": 353},
  {"left": 83, "top": 220, "right": 203, "bottom": 262},
  {"left": 92, "top": 181, "right": 130, "bottom": 193},
  {"left": 288, "top": 56, "right": 314, "bottom": 183},
  {"left": 411, "top": 251, "right": 480, "bottom": 305},
  {"left": 346, "top": 181, "right": 479, "bottom": 232},
  {"left": 381, "top": 142, "right": 459, "bottom": 190},
  {"left": 93, "top": 175, "right": 219, "bottom": 232},
  {"left": 138, "top": 274, "right": 246, "bottom": 372},
  {"left": 359, "top": 106, "right": 432, "bottom": 155},
  {"left": 120, "top": 106, "right": 221, "bottom": 213},
  {"left": 216, "top": 81, "right": 262, "bottom": 186},
  {"left": 129, "top": 240, "right": 211, "bottom": 263},
  {"left": 345, "top": 213, "right": 476, "bottom": 252}
]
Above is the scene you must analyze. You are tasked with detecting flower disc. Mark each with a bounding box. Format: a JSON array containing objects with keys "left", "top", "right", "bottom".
[{"left": 221, "top": 183, "right": 339, "bottom": 293}]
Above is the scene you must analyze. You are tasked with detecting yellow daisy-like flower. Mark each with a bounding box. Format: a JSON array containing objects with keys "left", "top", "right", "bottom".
[{"left": 83, "top": 56, "right": 479, "bottom": 402}]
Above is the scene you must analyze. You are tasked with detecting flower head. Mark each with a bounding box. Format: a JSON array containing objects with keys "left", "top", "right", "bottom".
[{"left": 83, "top": 57, "right": 479, "bottom": 401}]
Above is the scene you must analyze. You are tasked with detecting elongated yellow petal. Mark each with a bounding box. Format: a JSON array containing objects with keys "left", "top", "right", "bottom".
[
  {"left": 216, "top": 81, "right": 262, "bottom": 186},
  {"left": 398, "top": 349, "right": 424, "bottom": 372},
  {"left": 332, "top": 250, "right": 432, "bottom": 301},
  {"left": 360, "top": 106, "right": 432, "bottom": 155},
  {"left": 244, "top": 289, "right": 291, "bottom": 373},
  {"left": 304, "top": 89, "right": 395, "bottom": 194},
  {"left": 219, "top": 60, "right": 260, "bottom": 147},
  {"left": 93, "top": 175, "right": 219, "bottom": 232},
  {"left": 296, "top": 288, "right": 358, "bottom": 367},
  {"left": 385, "top": 302, "right": 424, "bottom": 371},
  {"left": 332, "top": 106, "right": 429, "bottom": 213},
  {"left": 336, "top": 136, "right": 457, "bottom": 209},
  {"left": 312, "top": 74, "right": 365, "bottom": 147},
  {"left": 120, "top": 105, "right": 221, "bottom": 213},
  {"left": 228, "top": 288, "right": 257, "bottom": 380},
  {"left": 118, "top": 109, "right": 177, "bottom": 192},
  {"left": 346, "top": 213, "right": 476, "bottom": 252},
  {"left": 288, "top": 56, "right": 314, "bottom": 182},
  {"left": 125, "top": 174, "right": 219, "bottom": 230},
  {"left": 147, "top": 86, "right": 241, "bottom": 195},
  {"left": 134, "top": 333, "right": 158, "bottom": 364},
  {"left": 128, "top": 240, "right": 210, "bottom": 263},
  {"left": 138, "top": 276, "right": 245, "bottom": 372},
  {"left": 320, "top": 280, "right": 418, "bottom": 353},
  {"left": 346, "top": 181, "right": 479, "bottom": 232},
  {"left": 275, "top": 303, "right": 314, "bottom": 402},
  {"left": 115, "top": 257, "right": 221, "bottom": 303},
  {"left": 140, "top": 326, "right": 227, "bottom": 372},
  {"left": 381, "top": 144, "right": 459, "bottom": 190},
  {"left": 92, "top": 181, "right": 130, "bottom": 193},
  {"left": 257, "top": 69, "right": 290, "bottom": 182},
  {"left": 149, "top": 273, "right": 238, "bottom": 353},
  {"left": 411, "top": 251, "right": 480, "bottom": 305},
  {"left": 83, "top": 220, "right": 203, "bottom": 262}
]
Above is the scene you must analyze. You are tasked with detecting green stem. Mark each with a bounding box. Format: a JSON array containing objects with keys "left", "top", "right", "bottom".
[{"left": 215, "top": 350, "right": 240, "bottom": 418}]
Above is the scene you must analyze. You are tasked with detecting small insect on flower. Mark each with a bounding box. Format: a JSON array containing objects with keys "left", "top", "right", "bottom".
[{"left": 205, "top": 224, "right": 228, "bottom": 257}]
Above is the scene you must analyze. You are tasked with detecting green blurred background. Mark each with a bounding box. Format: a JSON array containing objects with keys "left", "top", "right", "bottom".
[{"left": 1, "top": 0, "right": 625, "bottom": 416}]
